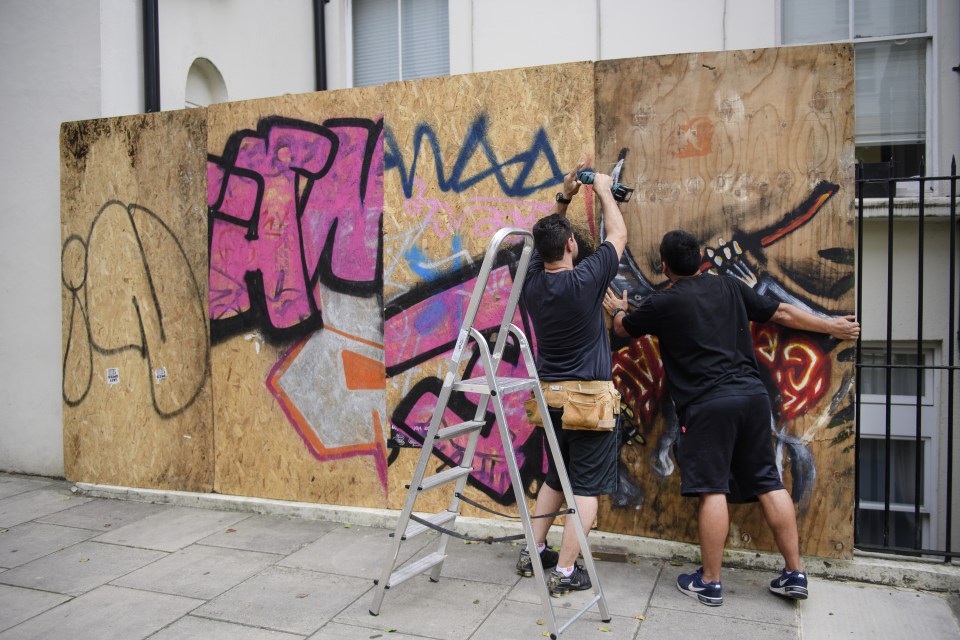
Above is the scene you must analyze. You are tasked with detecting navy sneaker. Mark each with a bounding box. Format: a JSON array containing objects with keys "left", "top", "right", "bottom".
[
  {"left": 676, "top": 567, "right": 723, "bottom": 606},
  {"left": 515, "top": 546, "right": 559, "bottom": 577},
  {"left": 769, "top": 569, "right": 809, "bottom": 600},
  {"left": 547, "top": 564, "right": 591, "bottom": 597}
]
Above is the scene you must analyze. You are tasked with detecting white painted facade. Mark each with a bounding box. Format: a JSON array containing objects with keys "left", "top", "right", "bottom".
[{"left": 1, "top": 1, "right": 957, "bottom": 554}]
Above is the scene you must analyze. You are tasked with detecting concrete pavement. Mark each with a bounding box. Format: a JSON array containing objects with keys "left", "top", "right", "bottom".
[{"left": 0, "top": 472, "right": 958, "bottom": 639}]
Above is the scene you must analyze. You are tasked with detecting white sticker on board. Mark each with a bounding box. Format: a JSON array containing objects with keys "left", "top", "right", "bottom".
[
  {"left": 106, "top": 368, "right": 119, "bottom": 385},
  {"left": 154, "top": 367, "right": 167, "bottom": 383}
]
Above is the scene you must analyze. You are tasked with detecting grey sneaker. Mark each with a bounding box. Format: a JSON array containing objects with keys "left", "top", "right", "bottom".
[
  {"left": 515, "top": 546, "right": 559, "bottom": 577},
  {"left": 547, "top": 564, "right": 591, "bottom": 597}
]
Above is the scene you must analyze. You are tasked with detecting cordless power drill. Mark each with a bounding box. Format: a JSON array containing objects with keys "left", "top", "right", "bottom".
[{"left": 577, "top": 169, "right": 635, "bottom": 203}]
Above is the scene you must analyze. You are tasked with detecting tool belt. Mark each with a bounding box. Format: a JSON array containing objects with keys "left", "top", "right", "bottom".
[{"left": 523, "top": 380, "right": 620, "bottom": 431}]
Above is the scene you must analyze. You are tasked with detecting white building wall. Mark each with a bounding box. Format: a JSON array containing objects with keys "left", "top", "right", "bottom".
[{"left": 0, "top": 0, "right": 104, "bottom": 475}]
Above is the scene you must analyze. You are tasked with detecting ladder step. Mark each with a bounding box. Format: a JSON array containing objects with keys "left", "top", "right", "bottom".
[
  {"left": 436, "top": 420, "right": 484, "bottom": 441},
  {"left": 387, "top": 552, "right": 447, "bottom": 588},
  {"left": 411, "top": 466, "right": 472, "bottom": 492},
  {"left": 395, "top": 510, "right": 458, "bottom": 539},
  {"left": 454, "top": 376, "right": 537, "bottom": 395}
]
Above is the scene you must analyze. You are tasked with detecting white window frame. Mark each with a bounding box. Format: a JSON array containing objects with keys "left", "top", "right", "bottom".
[
  {"left": 345, "top": 0, "right": 450, "bottom": 89},
  {"left": 776, "top": 0, "right": 939, "bottom": 184},
  {"left": 858, "top": 342, "right": 939, "bottom": 549}
]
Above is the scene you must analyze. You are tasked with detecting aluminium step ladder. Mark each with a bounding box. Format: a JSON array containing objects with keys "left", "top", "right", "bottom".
[{"left": 369, "top": 227, "right": 611, "bottom": 639}]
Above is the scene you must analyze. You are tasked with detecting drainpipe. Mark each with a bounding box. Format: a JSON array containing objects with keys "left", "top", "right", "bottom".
[
  {"left": 313, "top": 0, "right": 329, "bottom": 91},
  {"left": 143, "top": 0, "right": 160, "bottom": 112}
]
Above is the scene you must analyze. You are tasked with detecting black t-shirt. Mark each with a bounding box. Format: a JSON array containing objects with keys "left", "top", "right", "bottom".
[
  {"left": 620, "top": 273, "right": 779, "bottom": 412},
  {"left": 523, "top": 241, "right": 619, "bottom": 381}
]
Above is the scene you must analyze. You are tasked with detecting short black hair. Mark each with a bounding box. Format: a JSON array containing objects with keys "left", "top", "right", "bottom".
[
  {"left": 532, "top": 213, "right": 573, "bottom": 262},
  {"left": 659, "top": 230, "right": 701, "bottom": 276}
]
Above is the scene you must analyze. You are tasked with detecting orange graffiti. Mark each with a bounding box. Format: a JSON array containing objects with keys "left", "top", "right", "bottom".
[{"left": 674, "top": 116, "right": 714, "bottom": 158}]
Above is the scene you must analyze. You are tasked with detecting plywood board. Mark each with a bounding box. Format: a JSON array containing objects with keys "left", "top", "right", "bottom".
[
  {"left": 594, "top": 44, "right": 856, "bottom": 557},
  {"left": 60, "top": 110, "right": 213, "bottom": 491},
  {"left": 382, "top": 63, "right": 597, "bottom": 513},
  {"left": 207, "top": 89, "right": 390, "bottom": 506}
]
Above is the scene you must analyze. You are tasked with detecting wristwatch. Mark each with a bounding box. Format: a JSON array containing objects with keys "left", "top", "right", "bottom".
[
  {"left": 555, "top": 192, "right": 572, "bottom": 204},
  {"left": 611, "top": 308, "right": 626, "bottom": 318}
]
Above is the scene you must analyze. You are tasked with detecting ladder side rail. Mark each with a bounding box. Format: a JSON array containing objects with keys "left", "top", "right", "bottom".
[
  {"left": 370, "top": 369, "right": 459, "bottom": 614},
  {"left": 508, "top": 324, "right": 612, "bottom": 625},
  {"left": 450, "top": 228, "right": 531, "bottom": 364},
  {"left": 486, "top": 233, "right": 535, "bottom": 370},
  {"left": 487, "top": 365, "right": 561, "bottom": 637}
]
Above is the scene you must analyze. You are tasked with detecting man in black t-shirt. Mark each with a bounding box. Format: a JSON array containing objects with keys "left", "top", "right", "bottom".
[
  {"left": 514, "top": 160, "right": 627, "bottom": 597},
  {"left": 605, "top": 229, "right": 859, "bottom": 607}
]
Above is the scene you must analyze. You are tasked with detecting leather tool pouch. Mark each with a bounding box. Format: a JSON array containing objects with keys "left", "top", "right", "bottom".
[{"left": 524, "top": 381, "right": 619, "bottom": 431}]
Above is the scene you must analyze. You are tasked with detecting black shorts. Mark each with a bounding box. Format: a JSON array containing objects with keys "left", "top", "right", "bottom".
[
  {"left": 543, "top": 408, "right": 619, "bottom": 496},
  {"left": 676, "top": 393, "right": 784, "bottom": 502}
]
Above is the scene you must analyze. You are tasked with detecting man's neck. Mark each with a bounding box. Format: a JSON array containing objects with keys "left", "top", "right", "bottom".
[{"left": 543, "top": 258, "right": 573, "bottom": 273}]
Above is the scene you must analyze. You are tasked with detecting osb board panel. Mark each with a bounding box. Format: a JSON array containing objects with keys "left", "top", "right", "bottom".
[
  {"left": 382, "top": 63, "right": 597, "bottom": 513},
  {"left": 207, "top": 89, "right": 390, "bottom": 506},
  {"left": 595, "top": 45, "right": 856, "bottom": 558},
  {"left": 60, "top": 110, "right": 213, "bottom": 491}
]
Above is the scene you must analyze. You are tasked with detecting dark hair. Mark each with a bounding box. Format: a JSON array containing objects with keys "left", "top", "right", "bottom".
[
  {"left": 659, "top": 230, "right": 701, "bottom": 276},
  {"left": 532, "top": 213, "right": 573, "bottom": 262}
]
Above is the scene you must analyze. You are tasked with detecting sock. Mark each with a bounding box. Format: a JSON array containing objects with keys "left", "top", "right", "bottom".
[
  {"left": 535, "top": 542, "right": 546, "bottom": 553},
  {"left": 556, "top": 565, "right": 574, "bottom": 577}
]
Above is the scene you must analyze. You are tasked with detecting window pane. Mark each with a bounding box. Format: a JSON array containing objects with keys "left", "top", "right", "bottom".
[
  {"left": 354, "top": 0, "right": 399, "bottom": 87},
  {"left": 858, "top": 508, "right": 924, "bottom": 548},
  {"left": 859, "top": 350, "right": 924, "bottom": 396},
  {"left": 401, "top": 0, "right": 449, "bottom": 81},
  {"left": 781, "top": 0, "right": 848, "bottom": 44},
  {"left": 855, "top": 39, "right": 926, "bottom": 145},
  {"left": 854, "top": 0, "right": 925, "bottom": 38},
  {"left": 859, "top": 438, "right": 923, "bottom": 504}
]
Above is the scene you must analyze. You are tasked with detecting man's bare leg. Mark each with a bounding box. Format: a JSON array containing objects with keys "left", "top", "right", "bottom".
[
  {"left": 698, "top": 493, "right": 729, "bottom": 583},
  {"left": 758, "top": 488, "right": 804, "bottom": 572}
]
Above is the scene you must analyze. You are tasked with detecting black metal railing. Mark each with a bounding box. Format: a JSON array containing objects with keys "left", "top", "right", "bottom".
[{"left": 855, "top": 158, "right": 958, "bottom": 561}]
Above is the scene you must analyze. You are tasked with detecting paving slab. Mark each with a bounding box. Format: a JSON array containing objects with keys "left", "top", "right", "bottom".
[
  {"left": 37, "top": 496, "right": 169, "bottom": 531},
  {"left": 506, "top": 555, "right": 661, "bottom": 620},
  {"left": 471, "top": 598, "right": 640, "bottom": 640},
  {"left": 637, "top": 604, "right": 795, "bottom": 639},
  {"left": 150, "top": 615, "right": 307, "bottom": 639},
  {"left": 0, "top": 521, "right": 99, "bottom": 568},
  {"left": 280, "top": 524, "right": 432, "bottom": 579},
  {"left": 307, "top": 621, "right": 428, "bottom": 639},
  {"left": 0, "top": 583, "right": 71, "bottom": 633},
  {"left": 337, "top": 576, "right": 511, "bottom": 640},
  {"left": 0, "top": 476, "right": 55, "bottom": 500},
  {"left": 193, "top": 565, "right": 373, "bottom": 635},
  {"left": 197, "top": 513, "right": 337, "bottom": 555},
  {"left": 112, "top": 543, "right": 282, "bottom": 599},
  {"left": 0, "top": 539, "right": 166, "bottom": 595},
  {"left": 648, "top": 561, "right": 797, "bottom": 626},
  {"left": 93, "top": 505, "right": 248, "bottom": 551},
  {"left": 0, "top": 584, "right": 202, "bottom": 640},
  {"left": 0, "top": 487, "right": 91, "bottom": 528},
  {"left": 801, "top": 578, "right": 960, "bottom": 639},
  {"left": 436, "top": 539, "right": 524, "bottom": 586}
]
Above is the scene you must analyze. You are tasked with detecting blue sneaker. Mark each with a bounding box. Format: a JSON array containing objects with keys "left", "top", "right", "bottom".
[
  {"left": 677, "top": 568, "right": 723, "bottom": 606},
  {"left": 769, "top": 569, "right": 808, "bottom": 600}
]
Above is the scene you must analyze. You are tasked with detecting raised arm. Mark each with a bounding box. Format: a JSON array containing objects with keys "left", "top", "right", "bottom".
[
  {"left": 591, "top": 173, "right": 627, "bottom": 259},
  {"left": 769, "top": 303, "right": 860, "bottom": 341}
]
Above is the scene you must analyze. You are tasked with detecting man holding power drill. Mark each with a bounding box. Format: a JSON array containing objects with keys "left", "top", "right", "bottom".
[{"left": 515, "top": 158, "right": 627, "bottom": 597}]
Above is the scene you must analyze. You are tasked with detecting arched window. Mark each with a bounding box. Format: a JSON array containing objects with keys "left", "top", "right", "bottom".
[{"left": 185, "top": 57, "right": 228, "bottom": 108}]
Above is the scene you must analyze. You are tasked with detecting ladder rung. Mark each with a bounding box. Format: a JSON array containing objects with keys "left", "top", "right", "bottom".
[
  {"left": 454, "top": 376, "right": 537, "bottom": 395},
  {"left": 386, "top": 552, "right": 447, "bottom": 588},
  {"left": 436, "top": 420, "right": 484, "bottom": 441},
  {"left": 412, "top": 466, "right": 472, "bottom": 492},
  {"left": 395, "top": 510, "right": 458, "bottom": 539}
]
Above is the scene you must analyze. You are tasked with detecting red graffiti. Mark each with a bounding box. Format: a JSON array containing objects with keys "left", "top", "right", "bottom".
[
  {"left": 612, "top": 335, "right": 666, "bottom": 426},
  {"left": 752, "top": 324, "right": 830, "bottom": 419}
]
